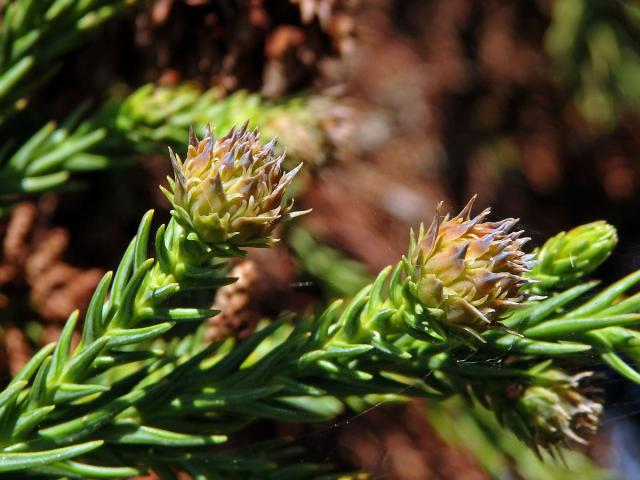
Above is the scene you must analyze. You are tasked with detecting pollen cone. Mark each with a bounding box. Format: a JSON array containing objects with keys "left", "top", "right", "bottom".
[
  {"left": 163, "top": 123, "right": 305, "bottom": 247},
  {"left": 407, "top": 196, "right": 535, "bottom": 332}
]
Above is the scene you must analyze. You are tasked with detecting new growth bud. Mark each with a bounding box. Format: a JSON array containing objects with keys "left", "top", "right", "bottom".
[
  {"left": 406, "top": 196, "right": 535, "bottom": 333},
  {"left": 517, "top": 370, "right": 602, "bottom": 450},
  {"left": 163, "top": 123, "right": 304, "bottom": 247},
  {"left": 528, "top": 221, "right": 617, "bottom": 292}
]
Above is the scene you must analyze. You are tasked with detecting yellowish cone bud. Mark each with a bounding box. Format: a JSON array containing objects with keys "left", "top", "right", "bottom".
[
  {"left": 406, "top": 196, "right": 535, "bottom": 332},
  {"left": 163, "top": 123, "right": 305, "bottom": 247}
]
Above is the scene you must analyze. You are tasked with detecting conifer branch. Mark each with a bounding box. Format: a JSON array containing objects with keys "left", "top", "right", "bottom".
[
  {"left": 3, "top": 125, "right": 640, "bottom": 476},
  {"left": 0, "top": 84, "right": 328, "bottom": 200},
  {"left": 0, "top": 0, "right": 135, "bottom": 127}
]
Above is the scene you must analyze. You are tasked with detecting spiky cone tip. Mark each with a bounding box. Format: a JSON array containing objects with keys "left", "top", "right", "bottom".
[
  {"left": 404, "top": 196, "right": 536, "bottom": 336},
  {"left": 162, "top": 122, "right": 307, "bottom": 249}
]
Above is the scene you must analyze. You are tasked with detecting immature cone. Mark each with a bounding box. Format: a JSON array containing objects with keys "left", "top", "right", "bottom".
[
  {"left": 163, "top": 123, "right": 303, "bottom": 247},
  {"left": 528, "top": 221, "right": 617, "bottom": 292},
  {"left": 406, "top": 196, "right": 535, "bottom": 332},
  {"left": 518, "top": 370, "right": 602, "bottom": 449}
]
